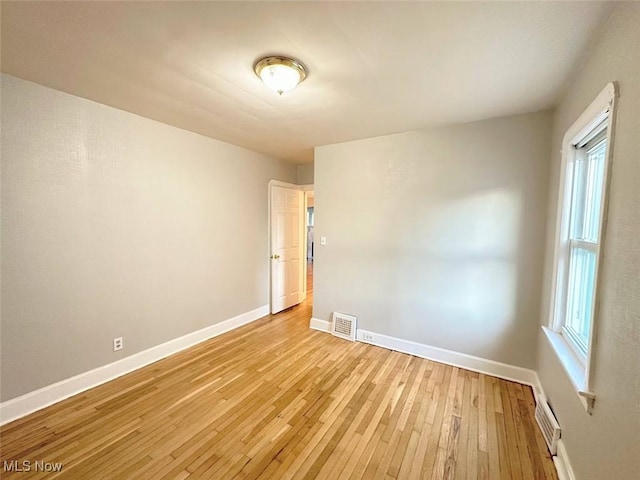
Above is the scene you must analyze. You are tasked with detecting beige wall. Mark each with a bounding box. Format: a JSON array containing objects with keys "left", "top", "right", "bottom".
[
  {"left": 296, "top": 162, "right": 314, "bottom": 185},
  {"left": 0, "top": 74, "right": 296, "bottom": 401},
  {"left": 537, "top": 4, "right": 640, "bottom": 479},
  {"left": 313, "top": 111, "right": 552, "bottom": 369}
]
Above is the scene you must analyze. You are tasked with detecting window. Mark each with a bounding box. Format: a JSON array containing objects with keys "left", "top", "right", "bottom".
[
  {"left": 563, "top": 128, "right": 607, "bottom": 359},
  {"left": 545, "top": 82, "right": 618, "bottom": 414}
]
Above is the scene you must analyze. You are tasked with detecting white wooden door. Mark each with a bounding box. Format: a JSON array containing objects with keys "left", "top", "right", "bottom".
[{"left": 270, "top": 186, "right": 305, "bottom": 314}]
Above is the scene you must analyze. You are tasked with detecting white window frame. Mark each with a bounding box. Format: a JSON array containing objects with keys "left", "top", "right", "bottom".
[{"left": 543, "top": 82, "right": 618, "bottom": 414}]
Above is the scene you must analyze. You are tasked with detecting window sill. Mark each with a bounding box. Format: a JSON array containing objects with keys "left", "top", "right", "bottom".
[{"left": 542, "top": 326, "right": 596, "bottom": 414}]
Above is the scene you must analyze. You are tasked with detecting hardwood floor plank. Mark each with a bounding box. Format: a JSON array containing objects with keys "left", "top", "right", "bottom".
[
  {"left": 500, "top": 383, "right": 523, "bottom": 480},
  {"left": 386, "top": 361, "right": 430, "bottom": 478},
  {"left": 403, "top": 361, "right": 438, "bottom": 479},
  {"left": 421, "top": 365, "right": 453, "bottom": 478},
  {"left": 359, "top": 358, "right": 419, "bottom": 479},
  {"left": 483, "top": 375, "right": 502, "bottom": 480},
  {"left": 466, "top": 376, "right": 479, "bottom": 480}
]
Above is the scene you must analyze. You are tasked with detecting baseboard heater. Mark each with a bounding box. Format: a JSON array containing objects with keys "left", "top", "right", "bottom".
[{"left": 535, "top": 397, "right": 561, "bottom": 455}]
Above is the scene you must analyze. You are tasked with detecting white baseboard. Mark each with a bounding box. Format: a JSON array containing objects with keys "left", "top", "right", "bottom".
[
  {"left": 0, "top": 304, "right": 269, "bottom": 425},
  {"left": 354, "top": 328, "right": 540, "bottom": 390},
  {"left": 553, "top": 439, "right": 576, "bottom": 480},
  {"left": 309, "top": 317, "right": 331, "bottom": 333}
]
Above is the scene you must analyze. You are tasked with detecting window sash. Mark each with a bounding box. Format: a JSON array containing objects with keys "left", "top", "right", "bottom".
[
  {"left": 562, "top": 245, "right": 597, "bottom": 360},
  {"left": 568, "top": 138, "right": 607, "bottom": 243},
  {"left": 558, "top": 126, "right": 608, "bottom": 364}
]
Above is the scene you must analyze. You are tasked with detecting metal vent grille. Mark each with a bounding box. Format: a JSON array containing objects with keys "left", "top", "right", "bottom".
[
  {"left": 535, "top": 399, "right": 561, "bottom": 455},
  {"left": 331, "top": 312, "right": 356, "bottom": 341}
]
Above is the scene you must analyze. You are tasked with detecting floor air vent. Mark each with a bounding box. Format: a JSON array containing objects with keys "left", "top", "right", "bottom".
[
  {"left": 331, "top": 312, "right": 357, "bottom": 341},
  {"left": 535, "top": 398, "right": 561, "bottom": 455}
]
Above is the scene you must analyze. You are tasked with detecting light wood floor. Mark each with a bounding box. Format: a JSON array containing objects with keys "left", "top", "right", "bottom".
[{"left": 0, "top": 265, "right": 556, "bottom": 479}]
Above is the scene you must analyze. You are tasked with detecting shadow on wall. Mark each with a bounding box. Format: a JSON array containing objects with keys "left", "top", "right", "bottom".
[
  {"left": 328, "top": 186, "right": 536, "bottom": 366},
  {"left": 396, "top": 187, "right": 522, "bottom": 357}
]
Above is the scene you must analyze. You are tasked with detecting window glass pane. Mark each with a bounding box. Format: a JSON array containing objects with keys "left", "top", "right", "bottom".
[
  {"left": 564, "top": 247, "right": 597, "bottom": 356},
  {"left": 569, "top": 156, "right": 587, "bottom": 240},
  {"left": 583, "top": 139, "right": 606, "bottom": 242},
  {"left": 569, "top": 139, "right": 606, "bottom": 242}
]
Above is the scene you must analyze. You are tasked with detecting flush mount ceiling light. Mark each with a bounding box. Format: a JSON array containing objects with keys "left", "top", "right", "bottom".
[{"left": 254, "top": 56, "right": 307, "bottom": 95}]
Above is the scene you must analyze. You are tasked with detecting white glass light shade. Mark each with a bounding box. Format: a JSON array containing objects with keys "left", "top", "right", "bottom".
[{"left": 254, "top": 57, "right": 307, "bottom": 95}]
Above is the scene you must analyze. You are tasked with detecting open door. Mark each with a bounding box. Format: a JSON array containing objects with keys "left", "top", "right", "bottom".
[{"left": 270, "top": 184, "right": 305, "bottom": 314}]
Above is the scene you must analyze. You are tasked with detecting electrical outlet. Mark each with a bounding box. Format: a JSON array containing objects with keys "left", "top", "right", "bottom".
[
  {"left": 113, "top": 337, "right": 123, "bottom": 351},
  {"left": 363, "top": 333, "right": 374, "bottom": 342}
]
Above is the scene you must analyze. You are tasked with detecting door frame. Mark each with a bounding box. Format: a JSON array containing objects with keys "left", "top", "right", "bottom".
[{"left": 267, "top": 180, "right": 313, "bottom": 314}]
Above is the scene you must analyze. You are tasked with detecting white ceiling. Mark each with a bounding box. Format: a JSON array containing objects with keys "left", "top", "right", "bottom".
[{"left": 1, "top": 1, "right": 614, "bottom": 163}]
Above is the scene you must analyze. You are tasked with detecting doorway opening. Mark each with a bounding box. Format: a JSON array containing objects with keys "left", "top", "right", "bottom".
[{"left": 305, "top": 191, "right": 314, "bottom": 303}]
